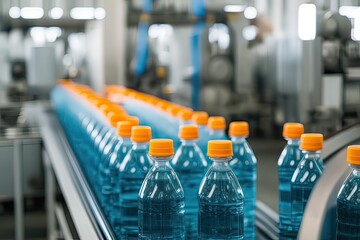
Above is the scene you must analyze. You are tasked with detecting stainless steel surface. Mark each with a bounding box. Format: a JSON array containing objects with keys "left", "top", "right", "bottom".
[
  {"left": 55, "top": 203, "right": 73, "bottom": 239},
  {"left": 44, "top": 150, "right": 56, "bottom": 240},
  {"left": 13, "top": 140, "right": 24, "bottom": 240},
  {"left": 256, "top": 201, "right": 278, "bottom": 239},
  {"left": 39, "top": 108, "right": 115, "bottom": 240},
  {"left": 298, "top": 123, "right": 360, "bottom": 240}
]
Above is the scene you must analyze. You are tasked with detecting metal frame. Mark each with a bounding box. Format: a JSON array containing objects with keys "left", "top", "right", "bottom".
[{"left": 39, "top": 110, "right": 116, "bottom": 240}]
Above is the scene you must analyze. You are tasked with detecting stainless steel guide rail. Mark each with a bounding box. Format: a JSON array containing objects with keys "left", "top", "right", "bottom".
[{"left": 39, "top": 108, "right": 116, "bottom": 239}]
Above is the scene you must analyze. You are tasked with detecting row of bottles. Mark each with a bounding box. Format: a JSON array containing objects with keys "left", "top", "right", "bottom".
[
  {"left": 53, "top": 82, "right": 256, "bottom": 239},
  {"left": 278, "top": 129, "right": 360, "bottom": 240},
  {"left": 56, "top": 83, "right": 360, "bottom": 239},
  {"left": 278, "top": 123, "right": 325, "bottom": 239}
]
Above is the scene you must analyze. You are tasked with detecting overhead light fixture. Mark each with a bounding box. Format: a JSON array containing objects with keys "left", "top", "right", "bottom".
[
  {"left": 70, "top": 7, "right": 94, "bottom": 20},
  {"left": 339, "top": 6, "right": 360, "bottom": 41},
  {"left": 30, "top": 27, "right": 46, "bottom": 45},
  {"left": 21, "top": 7, "right": 44, "bottom": 19},
  {"left": 49, "top": 7, "right": 64, "bottom": 19},
  {"left": 9, "top": 6, "right": 21, "bottom": 19},
  {"left": 224, "top": 5, "right": 246, "bottom": 13},
  {"left": 298, "top": 4, "right": 316, "bottom": 40},
  {"left": 244, "top": 6, "right": 257, "bottom": 20},
  {"left": 339, "top": 6, "right": 359, "bottom": 18},
  {"left": 242, "top": 25, "right": 258, "bottom": 41},
  {"left": 46, "top": 27, "right": 62, "bottom": 42},
  {"left": 94, "top": 8, "right": 106, "bottom": 20}
]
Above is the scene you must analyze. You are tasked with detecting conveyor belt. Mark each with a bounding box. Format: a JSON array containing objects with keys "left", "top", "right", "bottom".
[{"left": 39, "top": 108, "right": 116, "bottom": 239}]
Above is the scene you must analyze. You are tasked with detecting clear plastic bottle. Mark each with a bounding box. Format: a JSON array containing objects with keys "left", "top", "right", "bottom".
[
  {"left": 192, "top": 112, "right": 210, "bottom": 156},
  {"left": 118, "top": 126, "right": 152, "bottom": 238},
  {"left": 277, "top": 123, "right": 304, "bottom": 239},
  {"left": 198, "top": 140, "right": 244, "bottom": 239},
  {"left": 166, "top": 105, "right": 183, "bottom": 135},
  {"left": 98, "top": 121, "right": 136, "bottom": 219},
  {"left": 228, "top": 122, "right": 257, "bottom": 240},
  {"left": 139, "top": 139, "right": 185, "bottom": 239},
  {"left": 177, "top": 109, "right": 194, "bottom": 125},
  {"left": 207, "top": 116, "right": 228, "bottom": 141},
  {"left": 336, "top": 145, "right": 360, "bottom": 239},
  {"left": 290, "top": 133, "right": 324, "bottom": 237},
  {"left": 171, "top": 125, "right": 207, "bottom": 238}
]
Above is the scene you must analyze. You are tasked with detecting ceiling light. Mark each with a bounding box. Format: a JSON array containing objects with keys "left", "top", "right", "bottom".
[
  {"left": 224, "top": 5, "right": 246, "bottom": 13},
  {"left": 21, "top": 7, "right": 44, "bottom": 19},
  {"left": 49, "top": 7, "right": 64, "bottom": 19},
  {"left": 9, "top": 6, "right": 21, "bottom": 19},
  {"left": 70, "top": 7, "right": 95, "bottom": 20},
  {"left": 244, "top": 7, "right": 257, "bottom": 20},
  {"left": 298, "top": 4, "right": 316, "bottom": 40},
  {"left": 94, "top": 8, "right": 106, "bottom": 20}
]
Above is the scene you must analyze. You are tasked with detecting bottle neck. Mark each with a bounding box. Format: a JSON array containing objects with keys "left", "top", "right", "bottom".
[
  {"left": 209, "top": 129, "right": 225, "bottom": 135},
  {"left": 132, "top": 142, "right": 149, "bottom": 150},
  {"left": 286, "top": 138, "right": 300, "bottom": 146},
  {"left": 350, "top": 164, "right": 360, "bottom": 176},
  {"left": 211, "top": 160, "right": 231, "bottom": 170},
  {"left": 179, "top": 120, "right": 192, "bottom": 125},
  {"left": 121, "top": 137, "right": 132, "bottom": 145},
  {"left": 210, "top": 156, "right": 232, "bottom": 163},
  {"left": 151, "top": 156, "right": 172, "bottom": 166},
  {"left": 181, "top": 139, "right": 197, "bottom": 146},
  {"left": 198, "top": 124, "right": 207, "bottom": 129},
  {"left": 230, "top": 136, "right": 246, "bottom": 143},
  {"left": 303, "top": 150, "right": 322, "bottom": 160}
]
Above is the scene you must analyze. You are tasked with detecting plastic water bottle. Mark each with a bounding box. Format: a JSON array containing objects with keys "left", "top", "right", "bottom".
[
  {"left": 177, "top": 109, "right": 194, "bottom": 125},
  {"left": 336, "top": 145, "right": 360, "bottom": 239},
  {"left": 166, "top": 105, "right": 183, "bottom": 134},
  {"left": 192, "top": 111, "right": 210, "bottom": 156},
  {"left": 98, "top": 121, "right": 136, "bottom": 219},
  {"left": 277, "top": 123, "right": 304, "bottom": 239},
  {"left": 228, "top": 121, "right": 257, "bottom": 240},
  {"left": 207, "top": 116, "right": 228, "bottom": 141},
  {"left": 118, "top": 126, "right": 152, "bottom": 238},
  {"left": 171, "top": 125, "right": 207, "bottom": 238},
  {"left": 206, "top": 116, "right": 227, "bottom": 163},
  {"left": 198, "top": 140, "right": 244, "bottom": 239},
  {"left": 139, "top": 139, "right": 185, "bottom": 239},
  {"left": 290, "top": 133, "right": 324, "bottom": 237}
]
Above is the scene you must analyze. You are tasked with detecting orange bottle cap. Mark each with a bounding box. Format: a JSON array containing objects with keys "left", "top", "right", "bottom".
[
  {"left": 207, "top": 140, "right": 233, "bottom": 158},
  {"left": 166, "top": 105, "right": 182, "bottom": 117},
  {"left": 192, "top": 111, "right": 209, "bottom": 125},
  {"left": 208, "top": 116, "right": 226, "bottom": 130},
  {"left": 283, "top": 122, "right": 304, "bottom": 139},
  {"left": 131, "top": 126, "right": 152, "bottom": 143},
  {"left": 177, "top": 109, "right": 193, "bottom": 121},
  {"left": 300, "top": 133, "right": 324, "bottom": 151},
  {"left": 179, "top": 125, "right": 198, "bottom": 140},
  {"left": 99, "top": 104, "right": 111, "bottom": 115},
  {"left": 125, "top": 116, "right": 140, "bottom": 126},
  {"left": 347, "top": 145, "right": 360, "bottom": 165},
  {"left": 229, "top": 121, "right": 249, "bottom": 137},
  {"left": 107, "top": 112, "right": 129, "bottom": 127},
  {"left": 149, "top": 139, "right": 174, "bottom": 157},
  {"left": 117, "top": 121, "right": 136, "bottom": 137},
  {"left": 156, "top": 101, "right": 169, "bottom": 111}
]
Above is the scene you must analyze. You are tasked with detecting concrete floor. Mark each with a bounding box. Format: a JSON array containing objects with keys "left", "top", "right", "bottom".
[{"left": 0, "top": 138, "right": 284, "bottom": 238}]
